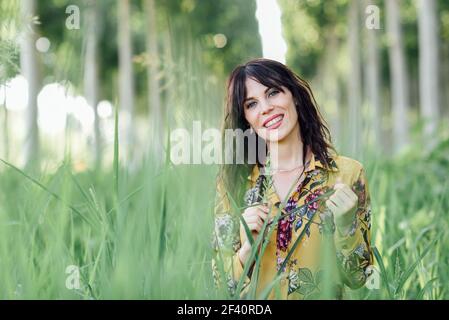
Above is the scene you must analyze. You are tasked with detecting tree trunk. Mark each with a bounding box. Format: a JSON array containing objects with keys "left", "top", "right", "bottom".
[
  {"left": 1, "top": 87, "right": 9, "bottom": 161},
  {"left": 347, "top": 0, "right": 362, "bottom": 157},
  {"left": 145, "top": 0, "right": 164, "bottom": 164},
  {"left": 118, "top": 0, "right": 135, "bottom": 162},
  {"left": 386, "top": 0, "right": 410, "bottom": 153},
  {"left": 442, "top": 41, "right": 449, "bottom": 121},
  {"left": 417, "top": 0, "right": 440, "bottom": 149},
  {"left": 84, "top": 0, "right": 102, "bottom": 169},
  {"left": 20, "top": 0, "right": 41, "bottom": 170},
  {"left": 363, "top": 0, "right": 382, "bottom": 150},
  {"left": 318, "top": 29, "right": 341, "bottom": 149}
]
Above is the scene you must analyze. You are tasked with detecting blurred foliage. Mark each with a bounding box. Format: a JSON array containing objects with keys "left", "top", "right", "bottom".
[
  {"left": 0, "top": 0, "right": 20, "bottom": 83},
  {"left": 279, "top": 0, "right": 449, "bottom": 82},
  {"left": 159, "top": 0, "right": 262, "bottom": 76},
  {"left": 0, "top": 40, "right": 20, "bottom": 84},
  {"left": 32, "top": 0, "right": 262, "bottom": 116},
  {"left": 279, "top": 0, "right": 348, "bottom": 77}
]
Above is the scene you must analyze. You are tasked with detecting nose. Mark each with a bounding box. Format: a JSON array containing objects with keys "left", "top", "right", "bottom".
[{"left": 260, "top": 99, "right": 274, "bottom": 115}]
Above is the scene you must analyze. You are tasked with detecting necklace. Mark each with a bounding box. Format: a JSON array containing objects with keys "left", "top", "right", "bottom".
[{"left": 271, "top": 158, "right": 311, "bottom": 173}]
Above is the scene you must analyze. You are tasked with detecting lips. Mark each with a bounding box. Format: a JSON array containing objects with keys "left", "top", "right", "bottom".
[{"left": 263, "top": 114, "right": 284, "bottom": 128}]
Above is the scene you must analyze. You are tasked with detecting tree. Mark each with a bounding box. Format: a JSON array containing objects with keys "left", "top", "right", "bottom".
[
  {"left": 145, "top": 0, "right": 164, "bottom": 163},
  {"left": 347, "top": 0, "right": 362, "bottom": 157},
  {"left": 20, "top": 0, "right": 41, "bottom": 170},
  {"left": 160, "top": 0, "right": 262, "bottom": 77},
  {"left": 84, "top": 0, "right": 102, "bottom": 169},
  {"left": 363, "top": 0, "right": 382, "bottom": 149},
  {"left": 386, "top": 0, "right": 410, "bottom": 153},
  {"left": 0, "top": 1, "right": 20, "bottom": 161},
  {"left": 417, "top": 0, "right": 440, "bottom": 149},
  {"left": 118, "top": 0, "right": 135, "bottom": 160}
]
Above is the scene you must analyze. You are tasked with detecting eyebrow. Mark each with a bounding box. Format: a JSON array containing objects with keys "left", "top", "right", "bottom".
[{"left": 243, "top": 87, "right": 272, "bottom": 103}]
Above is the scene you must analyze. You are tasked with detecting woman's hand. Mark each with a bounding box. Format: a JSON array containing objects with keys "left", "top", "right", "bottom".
[
  {"left": 325, "top": 178, "right": 358, "bottom": 235},
  {"left": 238, "top": 204, "right": 269, "bottom": 266}
]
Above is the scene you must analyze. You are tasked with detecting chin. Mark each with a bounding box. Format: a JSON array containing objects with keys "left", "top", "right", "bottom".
[{"left": 261, "top": 130, "right": 288, "bottom": 143}]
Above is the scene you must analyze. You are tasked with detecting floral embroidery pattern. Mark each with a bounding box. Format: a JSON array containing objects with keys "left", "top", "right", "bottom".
[
  {"left": 352, "top": 173, "right": 372, "bottom": 231},
  {"left": 318, "top": 206, "right": 336, "bottom": 235},
  {"left": 277, "top": 214, "right": 295, "bottom": 252},
  {"left": 288, "top": 267, "right": 323, "bottom": 298},
  {"left": 334, "top": 168, "right": 373, "bottom": 288},
  {"left": 212, "top": 214, "right": 241, "bottom": 253},
  {"left": 336, "top": 242, "right": 372, "bottom": 288},
  {"left": 277, "top": 186, "right": 326, "bottom": 247},
  {"left": 211, "top": 154, "right": 373, "bottom": 299},
  {"left": 244, "top": 175, "right": 265, "bottom": 206},
  {"left": 275, "top": 177, "right": 326, "bottom": 271}
]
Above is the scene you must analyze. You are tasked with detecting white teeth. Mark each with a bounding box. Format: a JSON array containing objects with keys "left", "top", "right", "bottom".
[{"left": 265, "top": 115, "right": 283, "bottom": 127}]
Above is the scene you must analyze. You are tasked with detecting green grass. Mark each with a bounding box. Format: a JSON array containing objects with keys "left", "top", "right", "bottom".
[{"left": 0, "top": 134, "right": 448, "bottom": 299}]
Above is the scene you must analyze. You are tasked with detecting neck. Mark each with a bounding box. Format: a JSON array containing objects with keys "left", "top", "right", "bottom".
[{"left": 267, "top": 126, "right": 308, "bottom": 170}]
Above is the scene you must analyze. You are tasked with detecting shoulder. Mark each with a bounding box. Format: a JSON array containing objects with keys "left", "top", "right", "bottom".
[
  {"left": 333, "top": 155, "right": 364, "bottom": 174},
  {"left": 329, "top": 155, "right": 366, "bottom": 185}
]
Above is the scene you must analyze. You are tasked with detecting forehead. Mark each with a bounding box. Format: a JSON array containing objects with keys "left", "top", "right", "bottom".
[
  {"left": 244, "top": 77, "right": 289, "bottom": 100},
  {"left": 245, "top": 77, "right": 269, "bottom": 97}
]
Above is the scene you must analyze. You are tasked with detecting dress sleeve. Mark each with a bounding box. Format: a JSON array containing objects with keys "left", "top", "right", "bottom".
[
  {"left": 211, "top": 177, "right": 251, "bottom": 296},
  {"left": 334, "top": 166, "right": 373, "bottom": 289}
]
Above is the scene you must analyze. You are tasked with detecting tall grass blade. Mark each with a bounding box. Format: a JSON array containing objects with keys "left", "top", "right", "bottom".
[{"left": 0, "top": 158, "right": 94, "bottom": 227}]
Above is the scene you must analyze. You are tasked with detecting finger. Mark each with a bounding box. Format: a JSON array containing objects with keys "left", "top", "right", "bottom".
[
  {"left": 244, "top": 206, "right": 268, "bottom": 219},
  {"left": 256, "top": 209, "right": 269, "bottom": 221},
  {"left": 329, "top": 197, "right": 341, "bottom": 209},
  {"left": 257, "top": 205, "right": 270, "bottom": 213},
  {"left": 245, "top": 207, "right": 268, "bottom": 221},
  {"left": 248, "top": 216, "right": 264, "bottom": 229},
  {"left": 250, "top": 223, "right": 261, "bottom": 233},
  {"left": 245, "top": 216, "right": 260, "bottom": 225},
  {"left": 333, "top": 191, "right": 351, "bottom": 210},
  {"left": 337, "top": 186, "right": 357, "bottom": 206},
  {"left": 336, "top": 188, "right": 353, "bottom": 204},
  {"left": 247, "top": 223, "right": 259, "bottom": 232},
  {"left": 342, "top": 186, "right": 358, "bottom": 202},
  {"left": 242, "top": 208, "right": 255, "bottom": 219},
  {"left": 329, "top": 190, "right": 345, "bottom": 207},
  {"left": 256, "top": 218, "right": 264, "bottom": 230}
]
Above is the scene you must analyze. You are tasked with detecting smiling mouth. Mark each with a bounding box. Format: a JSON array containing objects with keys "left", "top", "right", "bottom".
[{"left": 263, "top": 114, "right": 284, "bottom": 128}]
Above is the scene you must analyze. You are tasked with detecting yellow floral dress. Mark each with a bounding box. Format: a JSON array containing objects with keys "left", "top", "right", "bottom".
[{"left": 211, "top": 152, "right": 373, "bottom": 299}]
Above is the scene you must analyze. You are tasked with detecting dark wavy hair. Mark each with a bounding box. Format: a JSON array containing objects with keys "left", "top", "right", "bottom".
[{"left": 219, "top": 58, "right": 337, "bottom": 207}]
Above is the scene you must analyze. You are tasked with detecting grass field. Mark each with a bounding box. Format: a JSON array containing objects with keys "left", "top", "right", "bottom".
[{"left": 0, "top": 126, "right": 448, "bottom": 299}]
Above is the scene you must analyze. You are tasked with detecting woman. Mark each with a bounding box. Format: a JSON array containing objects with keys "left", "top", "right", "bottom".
[{"left": 212, "top": 58, "right": 373, "bottom": 300}]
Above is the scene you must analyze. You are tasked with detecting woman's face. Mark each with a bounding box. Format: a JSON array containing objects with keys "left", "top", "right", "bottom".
[{"left": 243, "top": 77, "right": 300, "bottom": 143}]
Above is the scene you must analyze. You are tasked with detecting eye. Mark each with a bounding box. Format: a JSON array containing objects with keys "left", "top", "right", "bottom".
[
  {"left": 268, "top": 89, "right": 279, "bottom": 97},
  {"left": 246, "top": 101, "right": 257, "bottom": 109}
]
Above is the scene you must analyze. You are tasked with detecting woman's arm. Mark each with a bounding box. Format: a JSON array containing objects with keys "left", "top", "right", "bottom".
[
  {"left": 211, "top": 178, "right": 251, "bottom": 296},
  {"left": 333, "top": 166, "right": 374, "bottom": 289}
]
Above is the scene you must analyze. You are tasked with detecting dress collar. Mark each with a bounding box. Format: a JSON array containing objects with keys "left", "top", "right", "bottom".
[{"left": 246, "top": 151, "right": 338, "bottom": 206}]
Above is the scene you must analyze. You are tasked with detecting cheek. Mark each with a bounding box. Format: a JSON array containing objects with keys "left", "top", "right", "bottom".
[
  {"left": 287, "top": 104, "right": 298, "bottom": 121},
  {"left": 288, "top": 103, "right": 298, "bottom": 117},
  {"left": 244, "top": 110, "right": 259, "bottom": 127}
]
